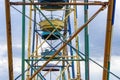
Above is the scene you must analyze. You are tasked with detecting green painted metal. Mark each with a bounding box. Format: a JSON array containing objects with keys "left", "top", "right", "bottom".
[
  {"left": 22, "top": 0, "right": 26, "bottom": 80},
  {"left": 84, "top": 0, "right": 89, "bottom": 80},
  {"left": 107, "top": 61, "right": 110, "bottom": 80},
  {"left": 25, "top": 61, "right": 45, "bottom": 80}
]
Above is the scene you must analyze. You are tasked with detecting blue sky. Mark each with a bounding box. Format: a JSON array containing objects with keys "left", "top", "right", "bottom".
[{"left": 0, "top": 0, "right": 120, "bottom": 80}]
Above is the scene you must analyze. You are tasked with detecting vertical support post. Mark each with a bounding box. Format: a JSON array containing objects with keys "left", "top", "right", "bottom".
[
  {"left": 5, "top": 0, "right": 14, "bottom": 80},
  {"left": 62, "top": 35, "right": 66, "bottom": 80},
  {"left": 84, "top": 0, "right": 89, "bottom": 80},
  {"left": 73, "top": 0, "right": 81, "bottom": 79},
  {"left": 103, "top": 0, "right": 116, "bottom": 80},
  {"left": 62, "top": 47, "right": 66, "bottom": 80},
  {"left": 35, "top": 34, "right": 38, "bottom": 80},
  {"left": 68, "top": 17, "right": 75, "bottom": 79},
  {"left": 67, "top": 0, "right": 75, "bottom": 78},
  {"left": 22, "top": 0, "right": 26, "bottom": 80},
  {"left": 62, "top": 3, "right": 70, "bottom": 80},
  {"left": 27, "top": 2, "right": 32, "bottom": 80},
  {"left": 31, "top": 5, "right": 36, "bottom": 76}
]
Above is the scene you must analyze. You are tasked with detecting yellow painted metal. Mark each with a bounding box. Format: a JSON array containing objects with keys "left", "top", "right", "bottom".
[
  {"left": 63, "top": 9, "right": 74, "bottom": 22},
  {"left": 103, "top": 0, "right": 114, "bottom": 80},
  {"left": 5, "top": 0, "right": 14, "bottom": 80},
  {"left": 73, "top": 0, "right": 81, "bottom": 79},
  {"left": 39, "top": 19, "right": 64, "bottom": 31},
  {"left": 56, "top": 62, "right": 71, "bottom": 80},
  {"left": 67, "top": 67, "right": 71, "bottom": 80},
  {"left": 62, "top": 32, "right": 67, "bottom": 80},
  {"left": 62, "top": 9, "right": 67, "bottom": 79},
  {"left": 35, "top": 34, "right": 38, "bottom": 59},
  {"left": 29, "top": 6, "right": 105, "bottom": 80},
  {"left": 26, "top": 3, "right": 32, "bottom": 80},
  {"left": 62, "top": 6, "right": 72, "bottom": 79}
]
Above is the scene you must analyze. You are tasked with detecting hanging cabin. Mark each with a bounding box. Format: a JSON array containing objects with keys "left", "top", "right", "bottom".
[
  {"left": 41, "top": 49, "right": 62, "bottom": 59},
  {"left": 38, "top": 0, "right": 67, "bottom": 9},
  {"left": 39, "top": 19, "right": 64, "bottom": 40}
]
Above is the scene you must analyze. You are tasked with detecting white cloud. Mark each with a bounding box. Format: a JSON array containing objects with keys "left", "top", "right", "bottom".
[
  {"left": 0, "top": 57, "right": 8, "bottom": 72},
  {"left": 0, "top": 44, "right": 7, "bottom": 56},
  {"left": 0, "top": 56, "right": 22, "bottom": 80},
  {"left": 89, "top": 56, "right": 120, "bottom": 80},
  {"left": 0, "top": 56, "right": 9, "bottom": 80},
  {"left": 116, "top": 0, "right": 120, "bottom": 11},
  {"left": 110, "top": 56, "right": 120, "bottom": 76},
  {"left": 13, "top": 57, "right": 21, "bottom": 73},
  {"left": 13, "top": 44, "right": 21, "bottom": 49},
  {"left": 76, "top": 56, "right": 120, "bottom": 80}
]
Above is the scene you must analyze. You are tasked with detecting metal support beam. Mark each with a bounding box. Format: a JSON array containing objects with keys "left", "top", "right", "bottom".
[
  {"left": 25, "top": 59, "right": 84, "bottom": 61},
  {"left": 73, "top": 0, "right": 81, "bottom": 79},
  {"left": 5, "top": 0, "right": 14, "bottom": 80},
  {"left": 31, "top": 5, "right": 36, "bottom": 77},
  {"left": 10, "top": 2, "right": 108, "bottom": 6},
  {"left": 26, "top": 2, "right": 32, "bottom": 79},
  {"left": 29, "top": 6, "right": 105, "bottom": 80},
  {"left": 103, "top": 0, "right": 116, "bottom": 80},
  {"left": 22, "top": 0, "right": 26, "bottom": 80},
  {"left": 84, "top": 0, "right": 89, "bottom": 80}
]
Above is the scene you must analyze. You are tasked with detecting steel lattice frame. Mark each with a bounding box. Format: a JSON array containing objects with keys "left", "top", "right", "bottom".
[{"left": 5, "top": 0, "right": 117, "bottom": 80}]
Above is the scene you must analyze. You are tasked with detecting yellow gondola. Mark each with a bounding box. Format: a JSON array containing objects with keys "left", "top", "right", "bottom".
[{"left": 39, "top": 19, "right": 64, "bottom": 31}]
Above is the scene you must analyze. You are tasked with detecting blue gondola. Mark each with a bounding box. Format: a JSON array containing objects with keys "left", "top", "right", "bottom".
[
  {"left": 38, "top": 0, "right": 67, "bottom": 9},
  {"left": 41, "top": 49, "right": 62, "bottom": 59},
  {"left": 41, "top": 31, "right": 61, "bottom": 40},
  {"left": 42, "top": 64, "right": 60, "bottom": 71}
]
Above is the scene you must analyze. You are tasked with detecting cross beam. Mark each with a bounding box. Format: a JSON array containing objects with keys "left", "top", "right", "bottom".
[{"left": 10, "top": 2, "right": 108, "bottom": 6}]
